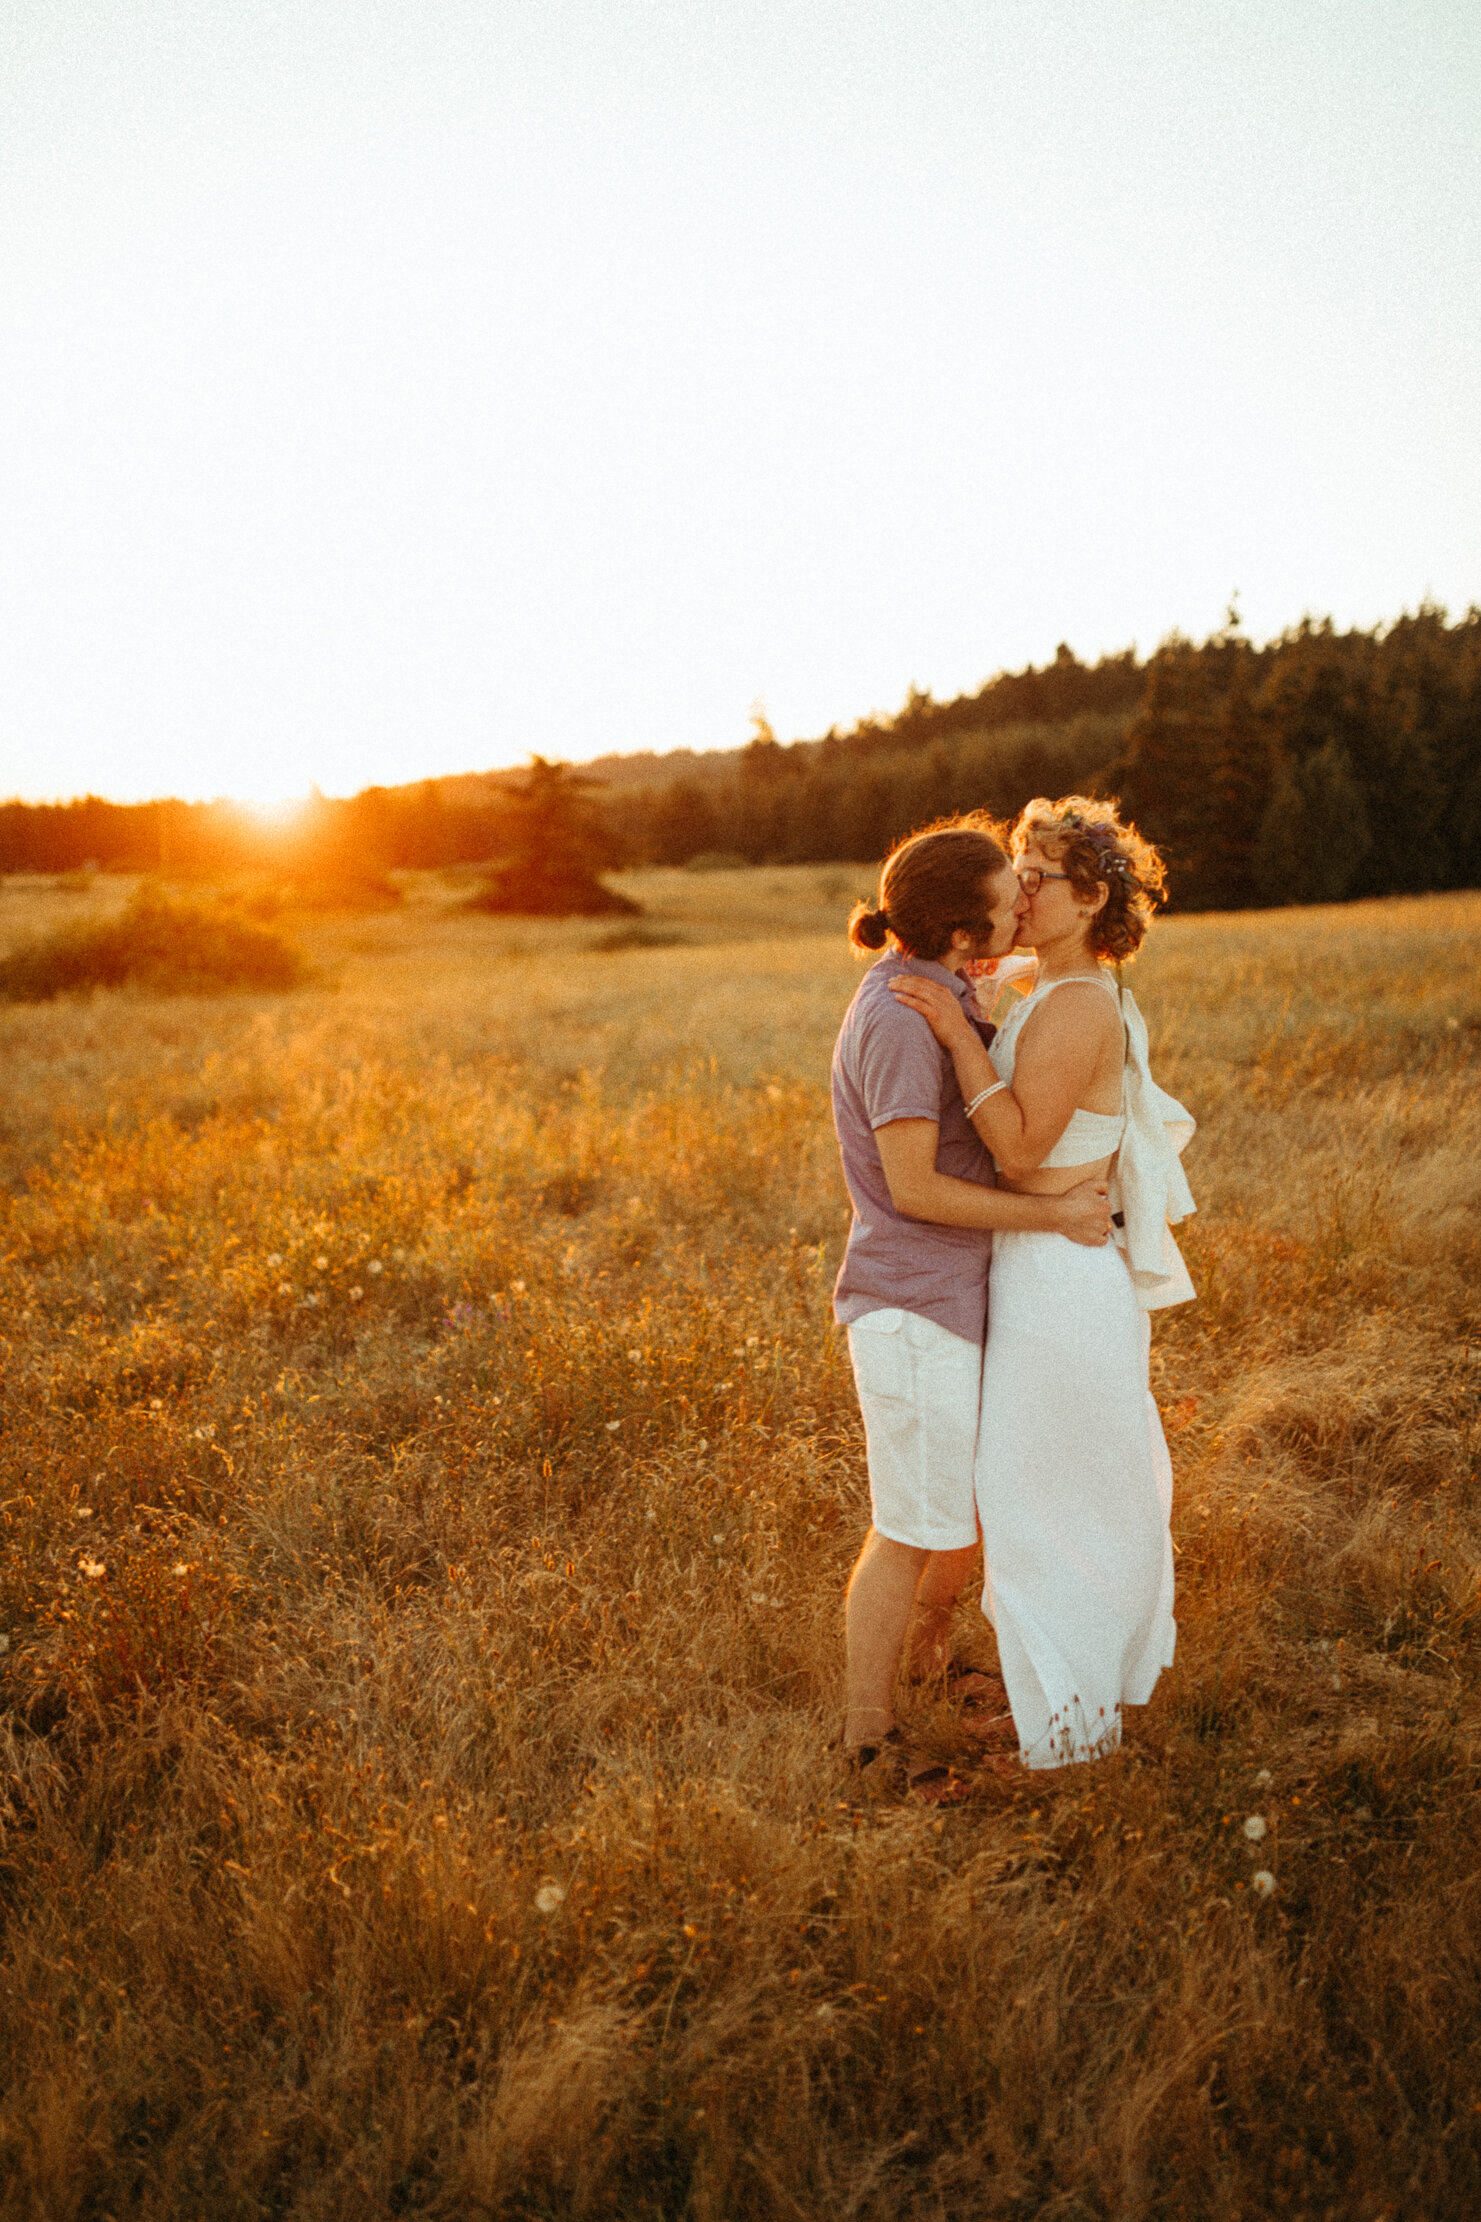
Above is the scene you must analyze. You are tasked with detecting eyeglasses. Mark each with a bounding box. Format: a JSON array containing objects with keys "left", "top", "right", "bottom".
[{"left": 1016, "top": 868, "right": 1071, "bottom": 896}]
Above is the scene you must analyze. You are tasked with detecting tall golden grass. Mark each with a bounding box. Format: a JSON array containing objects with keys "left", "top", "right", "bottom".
[{"left": 1, "top": 867, "right": 1479, "bottom": 2218}]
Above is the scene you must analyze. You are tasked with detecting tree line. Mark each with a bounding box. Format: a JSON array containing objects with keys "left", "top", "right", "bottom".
[{"left": 4, "top": 606, "right": 1478, "bottom": 909}]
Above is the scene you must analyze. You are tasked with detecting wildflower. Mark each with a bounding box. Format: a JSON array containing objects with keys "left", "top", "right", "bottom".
[
  {"left": 172, "top": 1562, "right": 191, "bottom": 1576},
  {"left": 535, "top": 1883, "right": 565, "bottom": 1914},
  {"left": 1252, "top": 1870, "right": 1276, "bottom": 1898},
  {"left": 606, "top": 1420, "right": 621, "bottom": 1432},
  {"left": 267, "top": 1253, "right": 282, "bottom": 1268},
  {"left": 746, "top": 1335, "right": 759, "bottom": 1348},
  {"left": 1254, "top": 1768, "right": 1273, "bottom": 1787},
  {"left": 1243, "top": 1814, "right": 1268, "bottom": 1842},
  {"left": 350, "top": 1287, "right": 364, "bottom": 1301},
  {"left": 314, "top": 1256, "right": 328, "bottom": 1271},
  {"left": 79, "top": 1558, "right": 106, "bottom": 1579},
  {"left": 368, "top": 1259, "right": 383, "bottom": 1275}
]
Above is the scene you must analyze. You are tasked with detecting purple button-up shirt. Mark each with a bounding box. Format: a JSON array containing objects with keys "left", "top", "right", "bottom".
[{"left": 831, "top": 953, "right": 997, "bottom": 1347}]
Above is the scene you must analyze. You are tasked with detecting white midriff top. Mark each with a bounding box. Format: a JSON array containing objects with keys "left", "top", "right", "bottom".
[{"left": 988, "top": 973, "right": 1127, "bottom": 1168}]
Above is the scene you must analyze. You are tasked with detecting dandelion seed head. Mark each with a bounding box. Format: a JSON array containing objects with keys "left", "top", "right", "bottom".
[
  {"left": 314, "top": 1256, "right": 329, "bottom": 1271},
  {"left": 350, "top": 1287, "right": 364, "bottom": 1301},
  {"left": 1243, "top": 1814, "right": 1268, "bottom": 1842},
  {"left": 605, "top": 1420, "right": 621, "bottom": 1432},
  {"left": 745, "top": 1335, "right": 759, "bottom": 1348},
  {"left": 277, "top": 1282, "right": 292, "bottom": 1296},
  {"left": 1254, "top": 1768, "right": 1273, "bottom": 1788},
  {"left": 1252, "top": 1870, "right": 1276, "bottom": 1898},
  {"left": 149, "top": 1397, "right": 163, "bottom": 1410},
  {"left": 627, "top": 1349, "right": 643, "bottom": 1361},
  {"left": 368, "top": 1258, "right": 383, "bottom": 1274},
  {"left": 266, "top": 1253, "right": 282, "bottom": 1268},
  {"left": 534, "top": 1883, "right": 565, "bottom": 1914}
]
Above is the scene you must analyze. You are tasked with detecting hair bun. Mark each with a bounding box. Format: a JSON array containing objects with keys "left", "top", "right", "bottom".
[{"left": 854, "top": 907, "right": 891, "bottom": 949}]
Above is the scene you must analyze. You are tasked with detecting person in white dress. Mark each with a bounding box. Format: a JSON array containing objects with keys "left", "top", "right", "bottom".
[{"left": 889, "top": 796, "right": 1196, "bottom": 1769}]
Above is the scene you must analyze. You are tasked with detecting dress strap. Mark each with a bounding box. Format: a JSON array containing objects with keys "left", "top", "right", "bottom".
[{"left": 1028, "top": 971, "right": 1121, "bottom": 1006}]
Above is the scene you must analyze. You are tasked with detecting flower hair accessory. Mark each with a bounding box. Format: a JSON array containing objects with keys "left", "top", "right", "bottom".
[{"left": 1056, "top": 809, "right": 1135, "bottom": 881}]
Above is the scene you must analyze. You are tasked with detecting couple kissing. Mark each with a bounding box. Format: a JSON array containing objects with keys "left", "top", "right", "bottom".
[{"left": 830, "top": 796, "right": 1196, "bottom": 1796}]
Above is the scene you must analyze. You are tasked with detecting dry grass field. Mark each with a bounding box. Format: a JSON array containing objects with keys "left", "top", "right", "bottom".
[{"left": 1, "top": 864, "right": 1479, "bottom": 2221}]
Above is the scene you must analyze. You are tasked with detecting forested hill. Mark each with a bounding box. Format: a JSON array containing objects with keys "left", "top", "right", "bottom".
[{"left": 4, "top": 607, "right": 1479, "bottom": 909}]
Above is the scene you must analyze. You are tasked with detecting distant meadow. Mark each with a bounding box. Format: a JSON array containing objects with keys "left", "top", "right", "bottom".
[{"left": 1, "top": 866, "right": 1479, "bottom": 2215}]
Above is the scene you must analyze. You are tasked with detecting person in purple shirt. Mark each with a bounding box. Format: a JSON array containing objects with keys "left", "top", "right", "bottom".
[{"left": 831, "top": 817, "right": 1112, "bottom": 1788}]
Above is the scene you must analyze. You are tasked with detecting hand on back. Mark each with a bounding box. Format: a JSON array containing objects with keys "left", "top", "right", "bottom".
[{"left": 1055, "top": 1179, "right": 1113, "bottom": 1247}]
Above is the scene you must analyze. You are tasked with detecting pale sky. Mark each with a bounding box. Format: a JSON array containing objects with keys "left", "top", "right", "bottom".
[{"left": 1, "top": 0, "right": 1477, "bottom": 805}]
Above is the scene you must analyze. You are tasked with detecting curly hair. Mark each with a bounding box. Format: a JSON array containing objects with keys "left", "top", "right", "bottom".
[
  {"left": 1012, "top": 795, "right": 1167, "bottom": 963},
  {"left": 847, "top": 815, "right": 1011, "bottom": 962}
]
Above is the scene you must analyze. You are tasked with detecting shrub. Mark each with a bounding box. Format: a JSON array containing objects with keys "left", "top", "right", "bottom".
[
  {"left": 590, "top": 923, "right": 687, "bottom": 951},
  {"left": 466, "top": 863, "right": 641, "bottom": 917},
  {"left": 0, "top": 885, "right": 309, "bottom": 1001}
]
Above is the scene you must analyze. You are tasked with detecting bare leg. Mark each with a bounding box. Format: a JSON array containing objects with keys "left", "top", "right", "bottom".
[
  {"left": 907, "top": 1542, "right": 980, "bottom": 1680},
  {"left": 843, "top": 1529, "right": 931, "bottom": 1747}
]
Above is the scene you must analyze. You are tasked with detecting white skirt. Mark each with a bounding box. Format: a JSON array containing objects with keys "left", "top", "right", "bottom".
[{"left": 976, "top": 1231, "right": 1176, "bottom": 1769}]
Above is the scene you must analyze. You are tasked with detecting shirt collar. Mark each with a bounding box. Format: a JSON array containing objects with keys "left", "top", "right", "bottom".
[{"left": 879, "top": 950, "right": 977, "bottom": 1006}]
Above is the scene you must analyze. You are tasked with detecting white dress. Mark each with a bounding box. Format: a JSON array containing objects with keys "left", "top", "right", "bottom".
[{"left": 976, "top": 973, "right": 1196, "bottom": 1768}]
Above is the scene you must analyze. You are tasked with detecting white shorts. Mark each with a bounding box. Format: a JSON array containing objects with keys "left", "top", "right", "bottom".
[{"left": 846, "top": 1308, "right": 982, "bottom": 1551}]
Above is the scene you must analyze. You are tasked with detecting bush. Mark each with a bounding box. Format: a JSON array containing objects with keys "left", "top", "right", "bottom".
[
  {"left": 590, "top": 923, "right": 687, "bottom": 951},
  {"left": 0, "top": 885, "right": 309, "bottom": 1001},
  {"left": 465, "top": 863, "right": 641, "bottom": 917}
]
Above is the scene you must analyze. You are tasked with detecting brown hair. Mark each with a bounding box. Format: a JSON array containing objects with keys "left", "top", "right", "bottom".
[
  {"left": 847, "top": 815, "right": 1012, "bottom": 962},
  {"left": 1012, "top": 795, "right": 1167, "bottom": 963}
]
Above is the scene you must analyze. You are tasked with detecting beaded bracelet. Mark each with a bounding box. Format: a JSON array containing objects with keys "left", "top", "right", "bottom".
[{"left": 963, "top": 1081, "right": 1008, "bottom": 1118}]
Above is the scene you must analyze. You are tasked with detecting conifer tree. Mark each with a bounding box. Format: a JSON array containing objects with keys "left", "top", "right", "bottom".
[
  {"left": 467, "top": 758, "right": 640, "bottom": 916},
  {"left": 1253, "top": 739, "right": 1371, "bottom": 905}
]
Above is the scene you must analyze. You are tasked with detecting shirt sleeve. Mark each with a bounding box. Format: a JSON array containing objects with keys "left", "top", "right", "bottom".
[{"left": 854, "top": 998, "right": 947, "bottom": 1130}]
